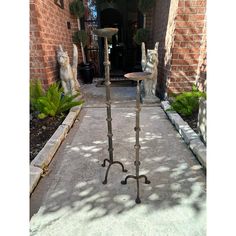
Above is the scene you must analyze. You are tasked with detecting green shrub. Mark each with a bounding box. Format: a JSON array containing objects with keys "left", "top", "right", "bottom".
[
  {"left": 30, "top": 79, "right": 45, "bottom": 111},
  {"left": 169, "top": 85, "right": 206, "bottom": 117},
  {"left": 69, "top": 0, "right": 85, "bottom": 18},
  {"left": 72, "top": 30, "right": 88, "bottom": 46},
  {"left": 30, "top": 81, "right": 83, "bottom": 119}
]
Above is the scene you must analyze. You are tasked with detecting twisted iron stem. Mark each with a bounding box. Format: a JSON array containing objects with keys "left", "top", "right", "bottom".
[
  {"left": 121, "top": 80, "right": 150, "bottom": 203},
  {"left": 101, "top": 36, "right": 127, "bottom": 184}
]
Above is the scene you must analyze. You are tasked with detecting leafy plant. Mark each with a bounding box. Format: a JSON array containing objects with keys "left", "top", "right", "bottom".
[
  {"left": 133, "top": 0, "right": 155, "bottom": 45},
  {"left": 69, "top": 0, "right": 87, "bottom": 64},
  {"left": 72, "top": 30, "right": 88, "bottom": 46},
  {"left": 30, "top": 81, "right": 83, "bottom": 119},
  {"left": 133, "top": 28, "right": 149, "bottom": 45},
  {"left": 169, "top": 85, "right": 206, "bottom": 117},
  {"left": 30, "top": 79, "right": 45, "bottom": 111},
  {"left": 69, "top": 0, "right": 85, "bottom": 18}
]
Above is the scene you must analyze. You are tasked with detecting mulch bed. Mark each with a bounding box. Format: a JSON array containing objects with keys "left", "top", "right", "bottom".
[
  {"left": 30, "top": 114, "right": 66, "bottom": 162},
  {"left": 181, "top": 111, "right": 199, "bottom": 133}
]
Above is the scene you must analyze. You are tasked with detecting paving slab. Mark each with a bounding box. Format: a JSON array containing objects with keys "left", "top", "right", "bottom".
[{"left": 30, "top": 105, "right": 206, "bottom": 236}]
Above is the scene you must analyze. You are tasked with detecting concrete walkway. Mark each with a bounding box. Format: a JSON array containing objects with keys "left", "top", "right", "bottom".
[{"left": 30, "top": 82, "right": 206, "bottom": 236}]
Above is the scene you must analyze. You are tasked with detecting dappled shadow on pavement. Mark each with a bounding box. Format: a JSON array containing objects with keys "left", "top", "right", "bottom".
[{"left": 30, "top": 107, "right": 206, "bottom": 235}]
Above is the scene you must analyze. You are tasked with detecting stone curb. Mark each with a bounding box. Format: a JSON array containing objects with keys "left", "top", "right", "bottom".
[
  {"left": 189, "top": 139, "right": 206, "bottom": 167},
  {"left": 30, "top": 105, "right": 82, "bottom": 194},
  {"left": 161, "top": 101, "right": 206, "bottom": 168},
  {"left": 30, "top": 166, "right": 43, "bottom": 194}
]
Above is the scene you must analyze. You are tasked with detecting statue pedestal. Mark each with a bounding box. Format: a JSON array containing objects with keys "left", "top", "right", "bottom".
[{"left": 141, "top": 94, "right": 160, "bottom": 104}]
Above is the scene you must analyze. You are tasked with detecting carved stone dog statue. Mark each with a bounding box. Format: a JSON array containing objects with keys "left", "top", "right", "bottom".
[
  {"left": 141, "top": 42, "right": 160, "bottom": 103},
  {"left": 57, "top": 44, "right": 80, "bottom": 95}
]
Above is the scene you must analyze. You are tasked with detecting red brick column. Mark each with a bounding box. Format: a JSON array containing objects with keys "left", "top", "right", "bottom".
[
  {"left": 196, "top": 20, "right": 206, "bottom": 92},
  {"left": 149, "top": 0, "right": 206, "bottom": 97},
  {"left": 149, "top": 0, "right": 176, "bottom": 99},
  {"left": 30, "top": 0, "right": 47, "bottom": 86},
  {"left": 30, "top": 0, "right": 83, "bottom": 87},
  {"left": 168, "top": 0, "right": 206, "bottom": 94},
  {"left": 145, "top": 8, "right": 154, "bottom": 49}
]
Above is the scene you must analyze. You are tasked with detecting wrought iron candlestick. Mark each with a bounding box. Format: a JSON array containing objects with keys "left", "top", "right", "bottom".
[
  {"left": 93, "top": 28, "right": 127, "bottom": 184},
  {"left": 121, "top": 72, "right": 151, "bottom": 204}
]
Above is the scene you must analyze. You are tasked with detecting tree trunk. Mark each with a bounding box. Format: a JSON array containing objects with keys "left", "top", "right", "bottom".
[
  {"left": 143, "top": 13, "right": 146, "bottom": 29},
  {"left": 77, "top": 18, "right": 86, "bottom": 64}
]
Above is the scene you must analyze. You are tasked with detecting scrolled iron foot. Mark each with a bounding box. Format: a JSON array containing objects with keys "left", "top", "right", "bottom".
[
  {"left": 102, "top": 162, "right": 112, "bottom": 185},
  {"left": 135, "top": 197, "right": 141, "bottom": 204},
  {"left": 113, "top": 161, "right": 128, "bottom": 173},
  {"left": 139, "top": 175, "right": 151, "bottom": 184},
  {"left": 103, "top": 161, "right": 127, "bottom": 185},
  {"left": 121, "top": 175, "right": 136, "bottom": 185},
  {"left": 101, "top": 158, "right": 110, "bottom": 167}
]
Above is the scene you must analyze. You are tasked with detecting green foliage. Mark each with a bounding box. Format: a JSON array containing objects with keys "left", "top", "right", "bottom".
[
  {"left": 72, "top": 30, "right": 88, "bottom": 46},
  {"left": 30, "top": 79, "right": 45, "bottom": 111},
  {"left": 30, "top": 81, "right": 83, "bottom": 119},
  {"left": 169, "top": 85, "right": 206, "bottom": 117},
  {"left": 69, "top": 0, "right": 85, "bottom": 18},
  {"left": 138, "top": 0, "right": 155, "bottom": 14},
  {"left": 133, "top": 28, "right": 149, "bottom": 45}
]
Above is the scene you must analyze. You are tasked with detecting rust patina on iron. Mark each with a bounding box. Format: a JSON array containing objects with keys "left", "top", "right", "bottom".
[
  {"left": 93, "top": 28, "right": 127, "bottom": 184},
  {"left": 121, "top": 72, "right": 151, "bottom": 204},
  {"left": 93, "top": 28, "right": 118, "bottom": 38}
]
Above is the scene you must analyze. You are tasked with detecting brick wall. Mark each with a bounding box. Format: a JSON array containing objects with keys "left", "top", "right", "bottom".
[
  {"left": 196, "top": 19, "right": 206, "bottom": 92},
  {"left": 150, "top": 0, "right": 207, "bottom": 98},
  {"left": 168, "top": 0, "right": 206, "bottom": 94},
  {"left": 30, "top": 0, "right": 82, "bottom": 87},
  {"left": 145, "top": 9, "right": 154, "bottom": 49}
]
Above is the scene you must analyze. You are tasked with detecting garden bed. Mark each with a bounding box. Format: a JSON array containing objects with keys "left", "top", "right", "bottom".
[
  {"left": 180, "top": 111, "right": 198, "bottom": 133},
  {"left": 30, "top": 114, "right": 66, "bottom": 162}
]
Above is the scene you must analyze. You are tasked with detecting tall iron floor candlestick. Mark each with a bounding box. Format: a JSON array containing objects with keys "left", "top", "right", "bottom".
[
  {"left": 121, "top": 72, "right": 151, "bottom": 204},
  {"left": 93, "top": 28, "right": 127, "bottom": 184}
]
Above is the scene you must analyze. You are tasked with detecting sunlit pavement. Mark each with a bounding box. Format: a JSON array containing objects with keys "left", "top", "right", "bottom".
[{"left": 30, "top": 83, "right": 206, "bottom": 236}]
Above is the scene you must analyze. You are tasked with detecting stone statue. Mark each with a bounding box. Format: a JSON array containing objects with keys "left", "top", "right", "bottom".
[
  {"left": 57, "top": 44, "right": 80, "bottom": 95},
  {"left": 141, "top": 42, "right": 160, "bottom": 103}
]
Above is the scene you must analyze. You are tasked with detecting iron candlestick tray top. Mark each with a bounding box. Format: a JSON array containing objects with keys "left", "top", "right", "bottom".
[
  {"left": 93, "top": 28, "right": 127, "bottom": 185},
  {"left": 121, "top": 72, "right": 152, "bottom": 204}
]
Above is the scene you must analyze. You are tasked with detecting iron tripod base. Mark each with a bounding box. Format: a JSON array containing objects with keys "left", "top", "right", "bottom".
[
  {"left": 121, "top": 73, "right": 152, "bottom": 204},
  {"left": 102, "top": 158, "right": 128, "bottom": 184},
  {"left": 121, "top": 174, "right": 151, "bottom": 204}
]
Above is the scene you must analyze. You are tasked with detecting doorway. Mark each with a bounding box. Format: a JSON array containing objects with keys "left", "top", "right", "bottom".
[
  {"left": 100, "top": 8, "right": 124, "bottom": 77},
  {"left": 97, "top": 0, "right": 142, "bottom": 77}
]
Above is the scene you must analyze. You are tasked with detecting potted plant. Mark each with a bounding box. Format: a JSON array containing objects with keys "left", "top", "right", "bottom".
[
  {"left": 70, "top": 0, "right": 94, "bottom": 84},
  {"left": 133, "top": 0, "right": 155, "bottom": 45}
]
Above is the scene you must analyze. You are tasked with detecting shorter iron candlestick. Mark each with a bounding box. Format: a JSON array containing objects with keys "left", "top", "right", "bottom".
[
  {"left": 93, "top": 28, "right": 127, "bottom": 184},
  {"left": 121, "top": 72, "right": 151, "bottom": 204}
]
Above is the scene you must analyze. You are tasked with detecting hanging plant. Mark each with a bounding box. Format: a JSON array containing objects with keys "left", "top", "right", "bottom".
[
  {"left": 133, "top": 28, "right": 149, "bottom": 45},
  {"left": 72, "top": 30, "right": 88, "bottom": 47}
]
